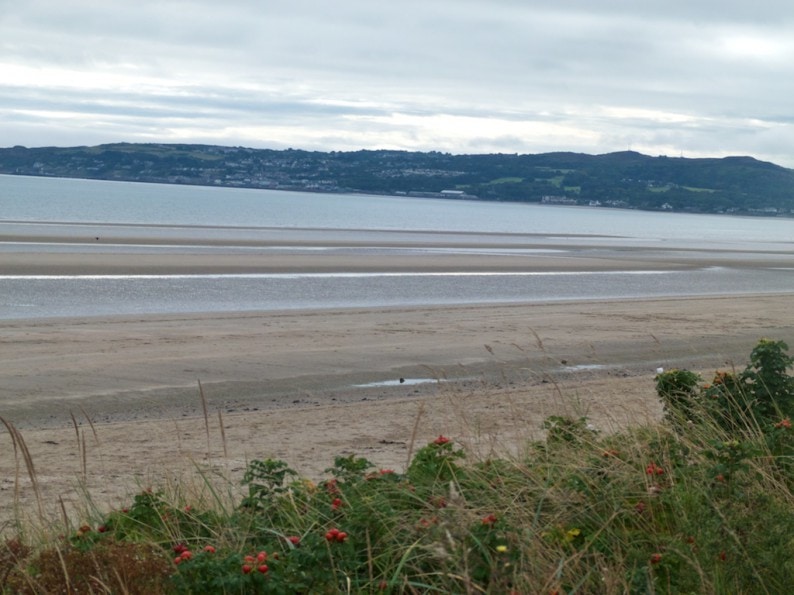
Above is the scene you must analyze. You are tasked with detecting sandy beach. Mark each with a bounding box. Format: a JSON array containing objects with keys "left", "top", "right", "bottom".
[{"left": 1, "top": 233, "right": 793, "bottom": 528}]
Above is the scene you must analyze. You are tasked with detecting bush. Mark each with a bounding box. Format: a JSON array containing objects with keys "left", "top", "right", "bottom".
[
  {"left": 740, "top": 338, "right": 794, "bottom": 420},
  {"left": 658, "top": 338, "right": 794, "bottom": 433},
  {"left": 655, "top": 368, "right": 701, "bottom": 426}
]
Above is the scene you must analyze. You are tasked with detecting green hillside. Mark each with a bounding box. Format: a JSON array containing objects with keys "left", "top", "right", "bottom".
[{"left": 2, "top": 144, "right": 793, "bottom": 215}]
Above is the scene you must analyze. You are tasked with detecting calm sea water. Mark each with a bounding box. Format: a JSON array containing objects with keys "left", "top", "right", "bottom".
[
  {"left": 3, "top": 174, "right": 794, "bottom": 244},
  {"left": 2, "top": 174, "right": 794, "bottom": 319}
]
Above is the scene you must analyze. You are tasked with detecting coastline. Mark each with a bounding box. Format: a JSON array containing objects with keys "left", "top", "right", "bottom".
[
  {"left": 1, "top": 224, "right": 793, "bottom": 527},
  {"left": 2, "top": 293, "right": 794, "bottom": 526},
  {"left": 4, "top": 293, "right": 793, "bottom": 426}
]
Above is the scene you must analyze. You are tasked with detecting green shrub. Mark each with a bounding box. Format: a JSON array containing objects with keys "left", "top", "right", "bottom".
[
  {"left": 740, "top": 338, "right": 794, "bottom": 420},
  {"left": 658, "top": 338, "right": 794, "bottom": 433},
  {"left": 655, "top": 368, "right": 701, "bottom": 426}
]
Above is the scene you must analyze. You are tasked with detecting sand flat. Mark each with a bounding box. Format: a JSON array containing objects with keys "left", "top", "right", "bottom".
[
  {"left": 2, "top": 293, "right": 794, "bottom": 527},
  {"left": 1, "top": 228, "right": 794, "bottom": 527}
]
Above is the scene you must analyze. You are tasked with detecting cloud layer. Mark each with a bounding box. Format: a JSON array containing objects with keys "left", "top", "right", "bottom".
[{"left": 2, "top": 1, "right": 793, "bottom": 166}]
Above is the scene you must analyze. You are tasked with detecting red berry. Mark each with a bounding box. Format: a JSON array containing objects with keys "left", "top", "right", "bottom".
[
  {"left": 288, "top": 536, "right": 300, "bottom": 546},
  {"left": 97, "top": 525, "right": 107, "bottom": 533},
  {"left": 433, "top": 435, "right": 450, "bottom": 445},
  {"left": 650, "top": 553, "right": 662, "bottom": 564},
  {"left": 336, "top": 531, "right": 348, "bottom": 542},
  {"left": 325, "top": 478, "right": 340, "bottom": 494},
  {"left": 204, "top": 545, "right": 216, "bottom": 553},
  {"left": 242, "top": 564, "right": 252, "bottom": 574},
  {"left": 257, "top": 551, "right": 267, "bottom": 563},
  {"left": 258, "top": 564, "right": 269, "bottom": 574}
]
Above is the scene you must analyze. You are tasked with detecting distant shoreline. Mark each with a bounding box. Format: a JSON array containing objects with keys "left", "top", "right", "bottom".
[
  {"left": 3, "top": 142, "right": 793, "bottom": 217},
  {"left": 5, "top": 168, "right": 794, "bottom": 220}
]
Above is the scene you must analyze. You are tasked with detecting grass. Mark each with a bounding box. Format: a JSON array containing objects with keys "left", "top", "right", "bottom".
[
  {"left": 1, "top": 339, "right": 793, "bottom": 593},
  {"left": 647, "top": 185, "right": 716, "bottom": 194},
  {"left": 487, "top": 177, "right": 524, "bottom": 184}
]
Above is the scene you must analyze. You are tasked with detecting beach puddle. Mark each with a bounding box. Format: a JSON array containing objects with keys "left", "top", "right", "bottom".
[
  {"left": 353, "top": 377, "right": 441, "bottom": 388},
  {"left": 562, "top": 364, "right": 611, "bottom": 371}
]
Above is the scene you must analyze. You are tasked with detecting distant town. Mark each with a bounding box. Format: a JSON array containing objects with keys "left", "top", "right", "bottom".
[{"left": 2, "top": 143, "right": 793, "bottom": 216}]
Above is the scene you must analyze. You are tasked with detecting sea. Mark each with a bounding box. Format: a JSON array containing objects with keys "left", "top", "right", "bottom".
[{"left": 1, "top": 174, "right": 794, "bottom": 320}]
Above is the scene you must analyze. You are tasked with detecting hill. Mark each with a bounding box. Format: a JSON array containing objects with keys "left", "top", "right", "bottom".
[{"left": 1, "top": 143, "right": 793, "bottom": 215}]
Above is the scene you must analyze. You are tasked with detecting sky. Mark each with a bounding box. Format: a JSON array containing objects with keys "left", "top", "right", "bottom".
[{"left": 2, "top": 1, "right": 794, "bottom": 167}]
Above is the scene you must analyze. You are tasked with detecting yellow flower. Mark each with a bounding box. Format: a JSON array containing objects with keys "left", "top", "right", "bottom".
[
  {"left": 496, "top": 545, "right": 508, "bottom": 553},
  {"left": 564, "top": 528, "right": 581, "bottom": 542}
]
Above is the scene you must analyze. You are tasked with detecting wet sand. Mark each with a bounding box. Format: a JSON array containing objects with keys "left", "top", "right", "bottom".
[
  {"left": 2, "top": 224, "right": 791, "bottom": 276},
  {"left": 1, "top": 231, "right": 793, "bottom": 528}
]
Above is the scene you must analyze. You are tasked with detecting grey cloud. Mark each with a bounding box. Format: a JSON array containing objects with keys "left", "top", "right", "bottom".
[{"left": 1, "top": 1, "right": 793, "bottom": 166}]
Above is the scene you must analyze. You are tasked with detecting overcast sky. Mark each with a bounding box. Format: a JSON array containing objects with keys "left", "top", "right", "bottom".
[{"left": 2, "top": 1, "right": 793, "bottom": 166}]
